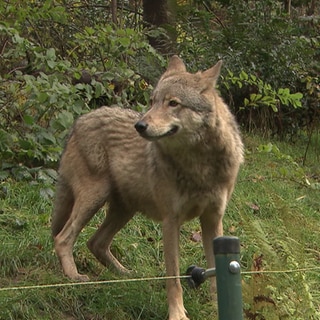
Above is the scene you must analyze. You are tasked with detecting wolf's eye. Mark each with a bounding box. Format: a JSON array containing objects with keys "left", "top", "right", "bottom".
[{"left": 168, "top": 100, "right": 179, "bottom": 107}]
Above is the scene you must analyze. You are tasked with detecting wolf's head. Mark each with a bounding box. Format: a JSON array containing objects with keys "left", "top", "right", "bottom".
[{"left": 135, "top": 56, "right": 222, "bottom": 142}]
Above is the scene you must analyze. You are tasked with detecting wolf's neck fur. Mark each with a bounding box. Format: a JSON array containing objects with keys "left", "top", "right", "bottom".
[{"left": 152, "top": 124, "right": 241, "bottom": 193}]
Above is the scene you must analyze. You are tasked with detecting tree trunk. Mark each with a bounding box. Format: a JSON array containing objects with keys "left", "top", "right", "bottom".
[
  {"left": 306, "top": 0, "right": 316, "bottom": 15},
  {"left": 284, "top": 0, "right": 291, "bottom": 16},
  {"left": 142, "top": 0, "right": 177, "bottom": 54},
  {"left": 111, "top": 0, "right": 118, "bottom": 25}
]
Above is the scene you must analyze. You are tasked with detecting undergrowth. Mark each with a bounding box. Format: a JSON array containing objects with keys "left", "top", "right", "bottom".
[{"left": 0, "top": 134, "right": 319, "bottom": 319}]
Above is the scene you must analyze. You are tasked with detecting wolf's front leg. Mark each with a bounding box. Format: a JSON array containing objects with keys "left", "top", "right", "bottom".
[
  {"left": 200, "top": 203, "right": 225, "bottom": 296},
  {"left": 163, "top": 219, "right": 189, "bottom": 320}
]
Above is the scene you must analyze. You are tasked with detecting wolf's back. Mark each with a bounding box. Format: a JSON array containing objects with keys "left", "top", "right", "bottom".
[{"left": 52, "top": 106, "right": 152, "bottom": 235}]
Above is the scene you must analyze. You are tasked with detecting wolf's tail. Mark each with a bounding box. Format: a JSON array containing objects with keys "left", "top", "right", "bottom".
[{"left": 51, "top": 176, "right": 74, "bottom": 237}]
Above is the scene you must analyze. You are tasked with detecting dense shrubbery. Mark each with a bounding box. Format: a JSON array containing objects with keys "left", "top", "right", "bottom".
[
  {"left": 177, "top": 1, "right": 319, "bottom": 137},
  {"left": 0, "top": 0, "right": 319, "bottom": 179},
  {"left": 0, "top": 5, "right": 164, "bottom": 179}
]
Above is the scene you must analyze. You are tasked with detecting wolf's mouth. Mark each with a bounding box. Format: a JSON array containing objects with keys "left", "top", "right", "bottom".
[
  {"left": 140, "top": 125, "right": 179, "bottom": 141},
  {"left": 163, "top": 125, "right": 179, "bottom": 137}
]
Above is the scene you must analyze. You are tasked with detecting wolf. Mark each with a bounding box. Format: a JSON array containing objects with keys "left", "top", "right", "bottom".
[{"left": 52, "top": 56, "right": 244, "bottom": 320}]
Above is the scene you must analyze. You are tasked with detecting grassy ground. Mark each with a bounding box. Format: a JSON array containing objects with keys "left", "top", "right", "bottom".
[{"left": 0, "top": 134, "right": 319, "bottom": 320}]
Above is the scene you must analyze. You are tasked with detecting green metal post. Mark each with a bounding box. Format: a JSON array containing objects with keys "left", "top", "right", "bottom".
[{"left": 214, "top": 236, "right": 243, "bottom": 320}]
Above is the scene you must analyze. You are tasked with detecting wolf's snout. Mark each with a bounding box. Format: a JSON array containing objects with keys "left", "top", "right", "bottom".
[{"left": 135, "top": 121, "right": 148, "bottom": 133}]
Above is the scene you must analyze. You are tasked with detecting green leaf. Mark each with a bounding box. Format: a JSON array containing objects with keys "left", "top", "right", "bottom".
[
  {"left": 250, "top": 74, "right": 257, "bottom": 81},
  {"left": 0, "top": 170, "right": 10, "bottom": 181},
  {"left": 40, "top": 131, "right": 56, "bottom": 145},
  {"left": 84, "top": 27, "right": 95, "bottom": 36},
  {"left": 240, "top": 70, "right": 249, "bottom": 81},
  {"left": 291, "top": 92, "right": 303, "bottom": 99},
  {"left": 19, "top": 139, "right": 33, "bottom": 150},
  {"left": 47, "top": 60, "right": 56, "bottom": 69},
  {"left": 250, "top": 93, "right": 262, "bottom": 103},
  {"left": 23, "top": 115, "right": 34, "bottom": 125},
  {"left": 119, "top": 37, "right": 130, "bottom": 47},
  {"left": 258, "top": 143, "right": 273, "bottom": 153},
  {"left": 94, "top": 82, "right": 103, "bottom": 98},
  {"left": 53, "top": 111, "right": 74, "bottom": 130},
  {"left": 46, "top": 48, "right": 56, "bottom": 60},
  {"left": 38, "top": 92, "right": 48, "bottom": 103}
]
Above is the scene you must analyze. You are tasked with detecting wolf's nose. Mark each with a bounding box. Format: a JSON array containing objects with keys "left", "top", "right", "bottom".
[{"left": 135, "top": 121, "right": 148, "bottom": 133}]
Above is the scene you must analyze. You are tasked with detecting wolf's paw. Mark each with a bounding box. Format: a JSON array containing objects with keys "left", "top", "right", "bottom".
[
  {"left": 76, "top": 274, "right": 90, "bottom": 282},
  {"left": 168, "top": 311, "right": 189, "bottom": 320},
  {"left": 67, "top": 273, "right": 90, "bottom": 282},
  {"left": 114, "top": 264, "right": 131, "bottom": 275},
  {"left": 88, "top": 242, "right": 131, "bottom": 275}
]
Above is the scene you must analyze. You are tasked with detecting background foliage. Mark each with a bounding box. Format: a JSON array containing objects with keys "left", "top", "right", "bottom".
[
  {"left": 0, "top": 0, "right": 319, "bottom": 178},
  {"left": 177, "top": 0, "right": 319, "bottom": 137}
]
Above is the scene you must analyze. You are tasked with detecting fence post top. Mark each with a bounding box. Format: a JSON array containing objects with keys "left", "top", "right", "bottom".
[{"left": 213, "top": 236, "right": 240, "bottom": 255}]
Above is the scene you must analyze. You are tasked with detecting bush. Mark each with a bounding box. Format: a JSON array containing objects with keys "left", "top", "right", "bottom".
[
  {"left": 176, "top": 0, "right": 319, "bottom": 137},
  {"left": 0, "top": 21, "right": 164, "bottom": 180}
]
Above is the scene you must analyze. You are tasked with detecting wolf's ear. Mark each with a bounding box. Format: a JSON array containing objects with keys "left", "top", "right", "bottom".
[
  {"left": 201, "top": 60, "right": 223, "bottom": 88},
  {"left": 162, "top": 55, "right": 187, "bottom": 78}
]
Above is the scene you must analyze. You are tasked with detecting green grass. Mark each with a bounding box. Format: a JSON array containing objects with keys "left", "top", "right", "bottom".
[{"left": 0, "top": 134, "right": 319, "bottom": 319}]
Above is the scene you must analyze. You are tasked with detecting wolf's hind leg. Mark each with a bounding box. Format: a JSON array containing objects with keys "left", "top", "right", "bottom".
[
  {"left": 87, "top": 202, "right": 134, "bottom": 274},
  {"left": 54, "top": 180, "right": 109, "bottom": 281},
  {"left": 52, "top": 178, "right": 74, "bottom": 237}
]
